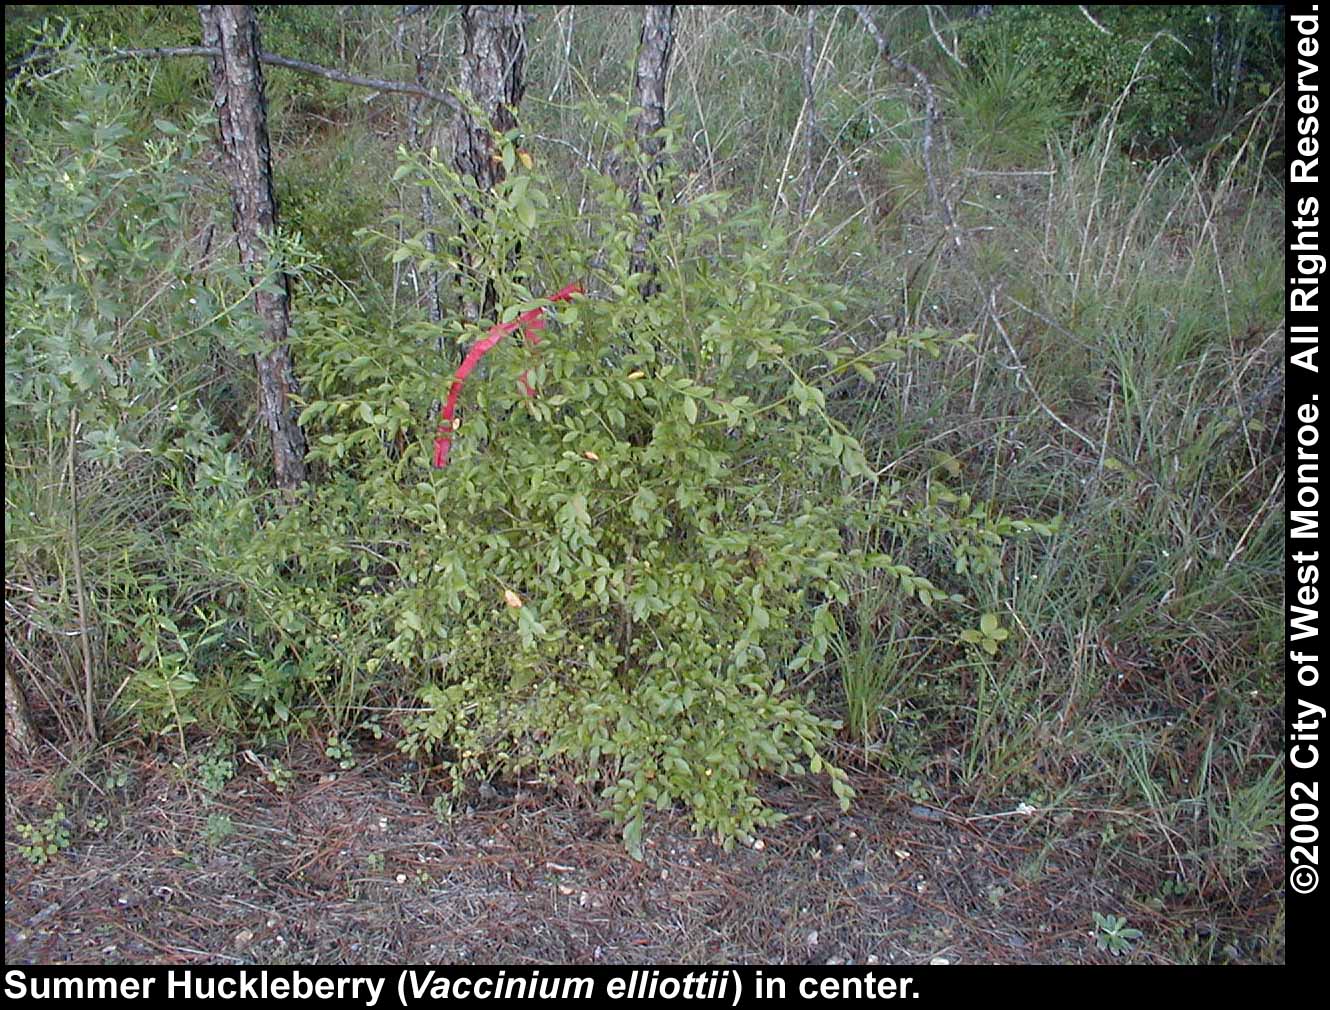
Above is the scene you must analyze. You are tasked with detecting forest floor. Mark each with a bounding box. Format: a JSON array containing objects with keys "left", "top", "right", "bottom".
[{"left": 3, "top": 737, "right": 1280, "bottom": 965}]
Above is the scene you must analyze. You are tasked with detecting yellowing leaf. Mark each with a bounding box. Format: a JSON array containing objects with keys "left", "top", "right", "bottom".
[
  {"left": 627, "top": 371, "right": 646, "bottom": 380},
  {"left": 517, "top": 149, "right": 534, "bottom": 170},
  {"left": 503, "top": 589, "right": 523, "bottom": 609}
]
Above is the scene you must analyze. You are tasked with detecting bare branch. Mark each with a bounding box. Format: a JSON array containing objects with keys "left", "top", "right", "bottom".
[
  {"left": 925, "top": 6, "right": 966, "bottom": 68},
  {"left": 1079, "top": 6, "right": 1112, "bottom": 35},
  {"left": 259, "top": 51, "right": 461, "bottom": 113},
  {"left": 94, "top": 45, "right": 464, "bottom": 113},
  {"left": 852, "top": 5, "right": 960, "bottom": 247}
]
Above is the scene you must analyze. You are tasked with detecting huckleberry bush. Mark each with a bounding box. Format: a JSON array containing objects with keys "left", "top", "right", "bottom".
[{"left": 270, "top": 123, "right": 991, "bottom": 854}]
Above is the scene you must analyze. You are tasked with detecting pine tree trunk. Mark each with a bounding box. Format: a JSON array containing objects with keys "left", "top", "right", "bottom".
[
  {"left": 451, "top": 5, "right": 527, "bottom": 324},
  {"left": 200, "top": 4, "right": 309, "bottom": 491},
  {"left": 627, "top": 5, "right": 676, "bottom": 297},
  {"left": 5, "top": 667, "right": 39, "bottom": 757}
]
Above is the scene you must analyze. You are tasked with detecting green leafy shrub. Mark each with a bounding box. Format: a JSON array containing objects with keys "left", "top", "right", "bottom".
[
  {"left": 278, "top": 127, "right": 388, "bottom": 284},
  {"left": 4, "top": 48, "right": 256, "bottom": 740},
  {"left": 262, "top": 130, "right": 1009, "bottom": 854},
  {"left": 7, "top": 8, "right": 209, "bottom": 119},
  {"left": 958, "top": 6, "right": 1277, "bottom": 149}
]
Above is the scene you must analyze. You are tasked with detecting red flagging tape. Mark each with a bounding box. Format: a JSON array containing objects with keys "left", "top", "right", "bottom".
[{"left": 433, "top": 283, "right": 581, "bottom": 468}]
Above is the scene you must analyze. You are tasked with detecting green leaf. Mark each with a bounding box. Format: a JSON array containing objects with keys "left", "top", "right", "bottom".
[{"left": 515, "top": 196, "right": 537, "bottom": 231}]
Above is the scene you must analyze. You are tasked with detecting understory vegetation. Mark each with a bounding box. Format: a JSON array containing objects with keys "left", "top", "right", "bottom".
[{"left": 5, "top": 5, "right": 1285, "bottom": 962}]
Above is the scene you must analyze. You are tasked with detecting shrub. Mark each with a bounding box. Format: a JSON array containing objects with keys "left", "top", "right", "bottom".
[
  {"left": 958, "top": 6, "right": 1280, "bottom": 149},
  {"left": 269, "top": 130, "right": 989, "bottom": 853},
  {"left": 4, "top": 48, "right": 243, "bottom": 741}
]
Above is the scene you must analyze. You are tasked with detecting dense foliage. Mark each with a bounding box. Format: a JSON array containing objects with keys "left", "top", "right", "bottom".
[
  {"left": 242, "top": 135, "right": 1014, "bottom": 850},
  {"left": 960, "top": 5, "right": 1282, "bottom": 148}
]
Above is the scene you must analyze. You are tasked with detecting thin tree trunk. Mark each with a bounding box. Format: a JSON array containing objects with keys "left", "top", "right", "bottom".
[
  {"left": 451, "top": 5, "right": 527, "bottom": 325},
  {"left": 5, "top": 667, "right": 39, "bottom": 756},
  {"left": 200, "top": 4, "right": 309, "bottom": 491},
  {"left": 627, "top": 4, "right": 676, "bottom": 297},
  {"left": 397, "top": 5, "right": 445, "bottom": 329}
]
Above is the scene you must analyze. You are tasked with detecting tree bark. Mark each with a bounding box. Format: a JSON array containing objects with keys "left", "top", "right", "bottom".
[
  {"left": 627, "top": 5, "right": 676, "bottom": 297},
  {"left": 451, "top": 5, "right": 527, "bottom": 324},
  {"left": 200, "top": 5, "right": 309, "bottom": 491},
  {"left": 5, "top": 666, "right": 39, "bottom": 757}
]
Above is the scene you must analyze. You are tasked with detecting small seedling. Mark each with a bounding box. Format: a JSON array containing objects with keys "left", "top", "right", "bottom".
[
  {"left": 361, "top": 715, "right": 384, "bottom": 740},
  {"left": 205, "top": 812, "right": 235, "bottom": 847},
  {"left": 1160, "top": 877, "right": 1192, "bottom": 899},
  {"left": 961, "top": 612, "right": 1010, "bottom": 655},
  {"left": 198, "top": 744, "right": 236, "bottom": 795},
  {"left": 325, "top": 734, "right": 356, "bottom": 769},
  {"left": 264, "top": 758, "right": 294, "bottom": 793},
  {"left": 907, "top": 778, "right": 934, "bottom": 805},
  {"left": 16, "top": 804, "right": 72, "bottom": 867},
  {"left": 1094, "top": 912, "right": 1142, "bottom": 956}
]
